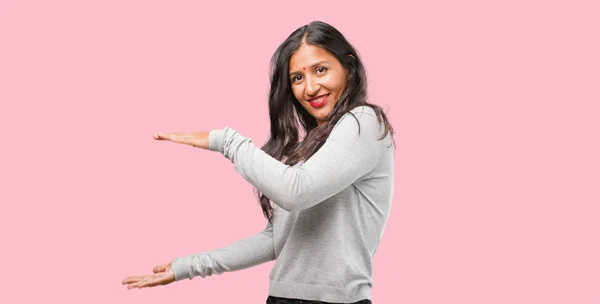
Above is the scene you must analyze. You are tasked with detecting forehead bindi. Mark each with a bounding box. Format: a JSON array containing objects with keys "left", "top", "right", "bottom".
[
  {"left": 290, "top": 60, "right": 329, "bottom": 77},
  {"left": 289, "top": 45, "right": 335, "bottom": 75}
]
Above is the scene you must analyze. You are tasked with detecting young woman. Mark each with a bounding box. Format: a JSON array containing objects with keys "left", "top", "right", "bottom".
[{"left": 122, "top": 20, "right": 396, "bottom": 304}]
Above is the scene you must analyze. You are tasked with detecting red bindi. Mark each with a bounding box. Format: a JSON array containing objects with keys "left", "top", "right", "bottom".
[{"left": 303, "top": 67, "right": 306, "bottom": 70}]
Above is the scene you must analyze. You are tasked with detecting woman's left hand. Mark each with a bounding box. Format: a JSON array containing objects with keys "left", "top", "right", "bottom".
[
  {"left": 122, "top": 262, "right": 176, "bottom": 289},
  {"left": 153, "top": 132, "right": 210, "bottom": 150}
]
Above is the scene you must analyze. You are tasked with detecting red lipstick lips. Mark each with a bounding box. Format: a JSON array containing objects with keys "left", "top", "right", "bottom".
[{"left": 308, "top": 94, "right": 329, "bottom": 108}]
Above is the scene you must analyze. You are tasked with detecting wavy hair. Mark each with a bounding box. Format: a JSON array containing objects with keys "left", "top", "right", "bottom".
[{"left": 256, "top": 21, "right": 396, "bottom": 223}]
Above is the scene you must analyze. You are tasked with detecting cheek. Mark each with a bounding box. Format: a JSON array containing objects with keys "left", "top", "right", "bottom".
[
  {"left": 325, "top": 75, "right": 345, "bottom": 91},
  {"left": 291, "top": 86, "right": 303, "bottom": 100},
  {"left": 336, "top": 75, "right": 348, "bottom": 89}
]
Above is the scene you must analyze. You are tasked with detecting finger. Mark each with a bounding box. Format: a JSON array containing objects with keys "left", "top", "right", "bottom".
[
  {"left": 127, "top": 276, "right": 155, "bottom": 289},
  {"left": 154, "top": 132, "right": 198, "bottom": 140},
  {"left": 128, "top": 281, "right": 149, "bottom": 289},
  {"left": 153, "top": 132, "right": 171, "bottom": 140},
  {"left": 153, "top": 264, "right": 167, "bottom": 273},
  {"left": 122, "top": 276, "right": 142, "bottom": 284},
  {"left": 143, "top": 273, "right": 174, "bottom": 288},
  {"left": 167, "top": 135, "right": 196, "bottom": 147},
  {"left": 155, "top": 133, "right": 189, "bottom": 145},
  {"left": 122, "top": 274, "right": 153, "bottom": 284},
  {"left": 140, "top": 278, "right": 161, "bottom": 288},
  {"left": 125, "top": 279, "right": 142, "bottom": 289},
  {"left": 136, "top": 277, "right": 161, "bottom": 289}
]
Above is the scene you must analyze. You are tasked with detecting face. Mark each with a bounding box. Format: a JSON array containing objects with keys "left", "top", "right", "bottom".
[{"left": 289, "top": 44, "right": 348, "bottom": 126}]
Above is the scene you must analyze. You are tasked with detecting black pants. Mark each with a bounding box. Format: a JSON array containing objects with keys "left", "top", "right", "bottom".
[{"left": 266, "top": 296, "right": 372, "bottom": 304}]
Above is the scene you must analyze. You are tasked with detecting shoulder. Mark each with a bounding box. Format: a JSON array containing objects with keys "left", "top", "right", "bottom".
[
  {"left": 349, "top": 105, "right": 377, "bottom": 117},
  {"left": 337, "top": 106, "right": 380, "bottom": 129},
  {"left": 332, "top": 106, "right": 382, "bottom": 138}
]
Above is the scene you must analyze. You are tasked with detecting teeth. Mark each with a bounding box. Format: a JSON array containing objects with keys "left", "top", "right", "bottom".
[{"left": 311, "top": 95, "right": 327, "bottom": 103}]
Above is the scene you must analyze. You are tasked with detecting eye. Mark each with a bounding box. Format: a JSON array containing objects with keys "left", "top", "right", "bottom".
[
  {"left": 291, "top": 75, "right": 303, "bottom": 83},
  {"left": 316, "top": 66, "right": 327, "bottom": 74}
]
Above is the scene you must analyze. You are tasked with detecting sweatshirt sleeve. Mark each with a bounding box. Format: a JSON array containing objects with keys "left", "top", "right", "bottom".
[
  {"left": 209, "top": 106, "right": 384, "bottom": 212},
  {"left": 170, "top": 222, "right": 275, "bottom": 281}
]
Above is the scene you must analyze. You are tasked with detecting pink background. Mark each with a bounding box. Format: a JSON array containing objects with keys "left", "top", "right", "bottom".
[{"left": 1, "top": 0, "right": 598, "bottom": 303}]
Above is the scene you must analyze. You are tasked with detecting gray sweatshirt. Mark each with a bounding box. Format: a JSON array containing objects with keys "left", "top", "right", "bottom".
[{"left": 171, "top": 105, "right": 395, "bottom": 303}]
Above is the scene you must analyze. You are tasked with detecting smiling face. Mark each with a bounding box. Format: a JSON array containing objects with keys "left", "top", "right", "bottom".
[{"left": 289, "top": 44, "right": 348, "bottom": 126}]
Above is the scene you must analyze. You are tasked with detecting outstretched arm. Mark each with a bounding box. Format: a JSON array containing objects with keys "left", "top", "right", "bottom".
[
  {"left": 170, "top": 221, "right": 275, "bottom": 281},
  {"left": 210, "top": 106, "right": 383, "bottom": 211},
  {"left": 150, "top": 106, "right": 384, "bottom": 212},
  {"left": 121, "top": 222, "right": 275, "bottom": 289}
]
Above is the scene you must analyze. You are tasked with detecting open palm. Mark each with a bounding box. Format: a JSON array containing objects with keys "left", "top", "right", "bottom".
[
  {"left": 153, "top": 132, "right": 210, "bottom": 150},
  {"left": 122, "top": 262, "right": 176, "bottom": 289}
]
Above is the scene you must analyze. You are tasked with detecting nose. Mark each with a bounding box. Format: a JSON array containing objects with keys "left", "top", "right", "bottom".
[{"left": 305, "top": 76, "right": 320, "bottom": 97}]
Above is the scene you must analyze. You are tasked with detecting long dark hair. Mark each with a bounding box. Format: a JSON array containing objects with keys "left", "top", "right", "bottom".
[{"left": 256, "top": 21, "right": 396, "bottom": 223}]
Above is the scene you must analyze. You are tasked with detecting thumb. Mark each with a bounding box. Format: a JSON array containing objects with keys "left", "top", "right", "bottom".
[{"left": 153, "top": 263, "right": 168, "bottom": 273}]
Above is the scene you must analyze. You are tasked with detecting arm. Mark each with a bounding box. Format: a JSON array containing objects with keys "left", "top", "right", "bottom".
[
  {"left": 209, "top": 106, "right": 383, "bottom": 212},
  {"left": 170, "top": 221, "right": 275, "bottom": 281}
]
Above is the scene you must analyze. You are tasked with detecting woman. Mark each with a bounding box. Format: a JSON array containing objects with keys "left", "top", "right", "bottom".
[{"left": 122, "top": 20, "right": 395, "bottom": 304}]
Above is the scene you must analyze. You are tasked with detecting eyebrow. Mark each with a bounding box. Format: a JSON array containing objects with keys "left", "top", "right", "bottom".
[{"left": 289, "top": 60, "right": 329, "bottom": 77}]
